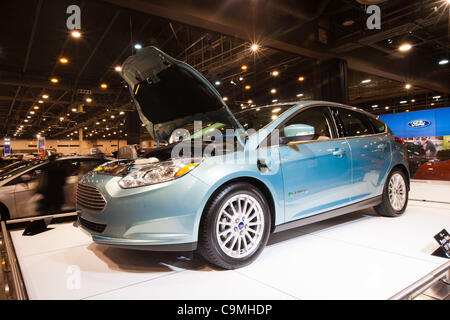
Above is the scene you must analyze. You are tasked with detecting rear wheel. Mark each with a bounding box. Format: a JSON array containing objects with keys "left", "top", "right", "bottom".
[
  {"left": 374, "top": 169, "right": 408, "bottom": 217},
  {"left": 198, "top": 182, "right": 271, "bottom": 269}
]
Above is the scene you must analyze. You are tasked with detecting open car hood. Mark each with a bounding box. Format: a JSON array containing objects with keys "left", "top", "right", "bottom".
[{"left": 121, "top": 46, "right": 245, "bottom": 144}]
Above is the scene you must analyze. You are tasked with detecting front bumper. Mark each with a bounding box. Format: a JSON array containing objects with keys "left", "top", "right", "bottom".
[{"left": 76, "top": 171, "right": 211, "bottom": 250}]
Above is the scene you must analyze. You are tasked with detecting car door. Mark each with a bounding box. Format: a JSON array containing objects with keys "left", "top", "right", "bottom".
[
  {"left": 13, "top": 164, "right": 48, "bottom": 218},
  {"left": 332, "top": 107, "right": 392, "bottom": 202},
  {"left": 278, "top": 106, "right": 353, "bottom": 222}
]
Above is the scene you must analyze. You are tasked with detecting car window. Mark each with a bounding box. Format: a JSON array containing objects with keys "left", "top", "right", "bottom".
[
  {"left": 62, "top": 159, "right": 103, "bottom": 176},
  {"left": 368, "top": 117, "right": 386, "bottom": 133},
  {"left": 337, "top": 108, "right": 374, "bottom": 137},
  {"left": 282, "top": 107, "right": 332, "bottom": 141}
]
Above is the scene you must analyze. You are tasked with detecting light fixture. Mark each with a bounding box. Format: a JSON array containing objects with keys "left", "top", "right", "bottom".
[
  {"left": 33, "top": 105, "right": 39, "bottom": 110},
  {"left": 371, "top": 105, "right": 378, "bottom": 108},
  {"left": 60, "top": 117, "right": 64, "bottom": 121},
  {"left": 270, "top": 88, "right": 277, "bottom": 94},
  {"left": 102, "top": 118, "right": 106, "bottom": 122},
  {"left": 361, "top": 79, "right": 371, "bottom": 84},
  {"left": 72, "top": 108, "right": 77, "bottom": 112},
  {"left": 241, "top": 65, "right": 248, "bottom": 71},
  {"left": 250, "top": 43, "right": 260, "bottom": 52},
  {"left": 296, "top": 93, "right": 303, "bottom": 97},
  {"left": 406, "top": 109, "right": 410, "bottom": 112},
  {"left": 400, "top": 100, "right": 407, "bottom": 104},
  {"left": 271, "top": 115, "right": 278, "bottom": 120},
  {"left": 29, "top": 111, "right": 35, "bottom": 115},
  {"left": 214, "top": 80, "right": 221, "bottom": 86},
  {"left": 405, "top": 84, "right": 412, "bottom": 89},
  {"left": 100, "top": 83, "right": 108, "bottom": 89},
  {"left": 71, "top": 30, "right": 81, "bottom": 38},
  {"left": 272, "top": 107, "right": 281, "bottom": 113},
  {"left": 27, "top": 116, "right": 31, "bottom": 119},
  {"left": 59, "top": 57, "right": 69, "bottom": 64},
  {"left": 114, "top": 65, "right": 122, "bottom": 72},
  {"left": 272, "top": 99, "right": 278, "bottom": 103},
  {"left": 50, "top": 78, "right": 59, "bottom": 83},
  {"left": 247, "top": 99, "right": 253, "bottom": 104},
  {"left": 298, "top": 76, "right": 305, "bottom": 82},
  {"left": 438, "top": 59, "right": 449, "bottom": 65},
  {"left": 398, "top": 43, "right": 412, "bottom": 52},
  {"left": 239, "top": 77, "right": 244, "bottom": 81},
  {"left": 244, "top": 85, "right": 251, "bottom": 90},
  {"left": 433, "top": 95, "right": 441, "bottom": 100},
  {"left": 411, "top": 99, "right": 416, "bottom": 103},
  {"left": 42, "top": 94, "right": 49, "bottom": 99},
  {"left": 134, "top": 43, "right": 142, "bottom": 50},
  {"left": 96, "top": 122, "right": 100, "bottom": 125},
  {"left": 385, "top": 106, "right": 390, "bottom": 110},
  {"left": 119, "top": 111, "right": 125, "bottom": 115},
  {"left": 24, "top": 119, "right": 28, "bottom": 122},
  {"left": 110, "top": 115, "right": 115, "bottom": 119},
  {"left": 223, "top": 97, "right": 228, "bottom": 101},
  {"left": 271, "top": 70, "right": 279, "bottom": 77},
  {"left": 86, "top": 97, "right": 92, "bottom": 103},
  {"left": 38, "top": 100, "right": 43, "bottom": 104}
]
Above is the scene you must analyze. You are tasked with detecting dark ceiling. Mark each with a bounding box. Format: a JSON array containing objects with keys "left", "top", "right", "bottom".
[{"left": 0, "top": 0, "right": 449, "bottom": 140}]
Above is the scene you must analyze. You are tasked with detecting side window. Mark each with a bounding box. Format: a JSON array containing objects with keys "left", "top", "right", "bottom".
[
  {"left": 369, "top": 117, "right": 386, "bottom": 133},
  {"left": 282, "top": 108, "right": 332, "bottom": 141},
  {"left": 337, "top": 108, "right": 374, "bottom": 137},
  {"left": 79, "top": 159, "right": 103, "bottom": 175}
]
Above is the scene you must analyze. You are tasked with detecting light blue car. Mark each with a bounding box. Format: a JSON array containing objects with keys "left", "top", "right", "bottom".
[{"left": 77, "top": 47, "right": 410, "bottom": 269}]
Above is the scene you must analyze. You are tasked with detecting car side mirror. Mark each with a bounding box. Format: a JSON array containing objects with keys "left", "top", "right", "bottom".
[{"left": 281, "top": 124, "right": 315, "bottom": 144}]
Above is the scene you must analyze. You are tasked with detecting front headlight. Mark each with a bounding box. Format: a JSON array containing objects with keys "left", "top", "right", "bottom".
[{"left": 118, "top": 159, "right": 200, "bottom": 188}]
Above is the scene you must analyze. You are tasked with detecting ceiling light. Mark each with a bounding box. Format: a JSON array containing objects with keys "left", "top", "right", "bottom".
[
  {"left": 438, "top": 59, "right": 449, "bottom": 65},
  {"left": 385, "top": 106, "right": 390, "bottom": 110},
  {"left": 272, "top": 107, "right": 281, "bottom": 113},
  {"left": 38, "top": 100, "right": 43, "bottom": 104},
  {"left": 50, "top": 78, "right": 59, "bottom": 83},
  {"left": 433, "top": 96, "right": 441, "bottom": 100},
  {"left": 250, "top": 43, "right": 260, "bottom": 52},
  {"left": 214, "top": 80, "right": 221, "bottom": 86},
  {"left": 405, "top": 84, "right": 412, "bottom": 89},
  {"left": 72, "top": 108, "right": 77, "bottom": 112},
  {"left": 119, "top": 111, "right": 125, "bottom": 115},
  {"left": 84, "top": 127, "right": 88, "bottom": 130},
  {"left": 406, "top": 109, "right": 410, "bottom": 112},
  {"left": 247, "top": 100, "right": 253, "bottom": 104},
  {"left": 270, "top": 88, "right": 277, "bottom": 94},
  {"left": 60, "top": 117, "right": 64, "bottom": 121},
  {"left": 271, "top": 70, "right": 279, "bottom": 77},
  {"left": 400, "top": 100, "right": 407, "bottom": 104},
  {"left": 102, "top": 119, "right": 106, "bottom": 122},
  {"left": 59, "top": 57, "right": 69, "bottom": 64},
  {"left": 431, "top": 102, "right": 435, "bottom": 106},
  {"left": 223, "top": 97, "right": 228, "bottom": 101},
  {"left": 361, "top": 79, "right": 371, "bottom": 84},
  {"left": 27, "top": 116, "right": 31, "bottom": 119},
  {"left": 296, "top": 93, "right": 303, "bottom": 97},
  {"left": 114, "top": 65, "right": 122, "bottom": 72},
  {"left": 371, "top": 105, "right": 378, "bottom": 108},
  {"left": 244, "top": 85, "right": 251, "bottom": 90},
  {"left": 241, "top": 65, "right": 248, "bottom": 71},
  {"left": 24, "top": 119, "right": 28, "bottom": 122},
  {"left": 298, "top": 76, "right": 305, "bottom": 82},
  {"left": 71, "top": 30, "right": 81, "bottom": 38},
  {"left": 86, "top": 98, "right": 92, "bottom": 103},
  {"left": 42, "top": 94, "right": 49, "bottom": 99},
  {"left": 398, "top": 43, "right": 412, "bottom": 52},
  {"left": 239, "top": 77, "right": 244, "bottom": 81},
  {"left": 272, "top": 99, "right": 278, "bottom": 103},
  {"left": 100, "top": 83, "right": 108, "bottom": 89},
  {"left": 134, "top": 43, "right": 142, "bottom": 50},
  {"left": 411, "top": 99, "right": 415, "bottom": 103},
  {"left": 271, "top": 115, "right": 278, "bottom": 120},
  {"left": 29, "top": 111, "right": 35, "bottom": 115},
  {"left": 96, "top": 122, "right": 100, "bottom": 125},
  {"left": 110, "top": 115, "right": 115, "bottom": 119},
  {"left": 33, "top": 106, "right": 39, "bottom": 110}
]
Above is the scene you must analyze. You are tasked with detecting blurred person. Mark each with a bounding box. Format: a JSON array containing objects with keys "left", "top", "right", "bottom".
[
  {"left": 36, "top": 155, "right": 68, "bottom": 215},
  {"left": 421, "top": 137, "right": 437, "bottom": 158}
]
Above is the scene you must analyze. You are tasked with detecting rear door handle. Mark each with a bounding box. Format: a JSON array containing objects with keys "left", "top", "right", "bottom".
[{"left": 332, "top": 148, "right": 346, "bottom": 158}]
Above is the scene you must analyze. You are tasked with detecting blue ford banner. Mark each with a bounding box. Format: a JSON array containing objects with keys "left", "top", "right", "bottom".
[{"left": 379, "top": 107, "right": 450, "bottom": 138}]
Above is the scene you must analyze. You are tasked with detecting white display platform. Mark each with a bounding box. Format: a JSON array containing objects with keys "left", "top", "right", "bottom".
[{"left": 10, "top": 182, "right": 450, "bottom": 300}]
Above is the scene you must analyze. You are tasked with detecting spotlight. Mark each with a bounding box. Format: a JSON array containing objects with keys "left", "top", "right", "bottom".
[
  {"left": 71, "top": 30, "right": 81, "bottom": 38},
  {"left": 405, "top": 84, "right": 411, "bottom": 89},
  {"left": 361, "top": 79, "right": 371, "bottom": 84},
  {"left": 214, "top": 80, "right": 221, "bottom": 86},
  {"left": 59, "top": 57, "right": 69, "bottom": 64},
  {"left": 298, "top": 76, "right": 305, "bottom": 82},
  {"left": 100, "top": 83, "right": 108, "bottom": 89},
  {"left": 271, "top": 71, "right": 279, "bottom": 77},
  {"left": 270, "top": 88, "right": 277, "bottom": 94},
  {"left": 250, "top": 43, "right": 260, "bottom": 52},
  {"left": 223, "top": 97, "right": 228, "bottom": 101},
  {"left": 134, "top": 43, "right": 142, "bottom": 50},
  {"left": 114, "top": 65, "right": 122, "bottom": 72},
  {"left": 50, "top": 78, "right": 59, "bottom": 83},
  {"left": 241, "top": 65, "right": 248, "bottom": 71},
  {"left": 86, "top": 97, "right": 92, "bottom": 103},
  {"left": 438, "top": 59, "right": 449, "bottom": 65},
  {"left": 33, "top": 106, "right": 39, "bottom": 110},
  {"left": 398, "top": 43, "right": 412, "bottom": 52},
  {"left": 42, "top": 94, "right": 49, "bottom": 99},
  {"left": 244, "top": 85, "right": 251, "bottom": 90}
]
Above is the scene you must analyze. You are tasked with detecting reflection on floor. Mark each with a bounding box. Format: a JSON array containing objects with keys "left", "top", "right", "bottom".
[{"left": 10, "top": 195, "right": 449, "bottom": 300}]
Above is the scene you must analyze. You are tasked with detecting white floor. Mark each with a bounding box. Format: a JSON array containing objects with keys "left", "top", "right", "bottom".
[{"left": 9, "top": 181, "right": 450, "bottom": 300}]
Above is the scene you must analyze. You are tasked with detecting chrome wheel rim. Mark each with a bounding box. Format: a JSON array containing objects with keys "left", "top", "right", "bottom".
[
  {"left": 216, "top": 194, "right": 265, "bottom": 258},
  {"left": 388, "top": 173, "right": 406, "bottom": 211}
]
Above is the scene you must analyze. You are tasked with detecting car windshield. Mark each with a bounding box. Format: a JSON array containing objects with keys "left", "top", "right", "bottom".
[
  {"left": 0, "top": 160, "right": 46, "bottom": 181},
  {"left": 168, "top": 104, "right": 295, "bottom": 143}
]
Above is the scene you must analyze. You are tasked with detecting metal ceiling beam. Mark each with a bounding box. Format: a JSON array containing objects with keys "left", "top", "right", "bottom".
[{"left": 102, "top": 0, "right": 450, "bottom": 94}]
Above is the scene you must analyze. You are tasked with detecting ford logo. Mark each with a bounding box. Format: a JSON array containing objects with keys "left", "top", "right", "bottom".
[{"left": 408, "top": 120, "right": 431, "bottom": 128}]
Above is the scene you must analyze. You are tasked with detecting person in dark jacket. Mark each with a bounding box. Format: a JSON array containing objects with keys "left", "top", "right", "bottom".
[
  {"left": 37, "top": 155, "right": 67, "bottom": 214},
  {"left": 421, "top": 137, "right": 437, "bottom": 158}
]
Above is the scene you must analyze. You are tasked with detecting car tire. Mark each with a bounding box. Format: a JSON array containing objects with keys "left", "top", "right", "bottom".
[
  {"left": 198, "top": 182, "right": 271, "bottom": 269},
  {"left": 374, "top": 168, "right": 409, "bottom": 217}
]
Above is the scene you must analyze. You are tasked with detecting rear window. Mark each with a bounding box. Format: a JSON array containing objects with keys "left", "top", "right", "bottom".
[{"left": 337, "top": 108, "right": 374, "bottom": 137}]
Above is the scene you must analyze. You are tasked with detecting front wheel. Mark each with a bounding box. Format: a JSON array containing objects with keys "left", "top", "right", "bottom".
[
  {"left": 374, "top": 169, "right": 409, "bottom": 217},
  {"left": 198, "top": 183, "right": 271, "bottom": 269}
]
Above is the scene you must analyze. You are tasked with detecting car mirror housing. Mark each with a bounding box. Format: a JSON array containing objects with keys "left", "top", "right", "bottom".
[{"left": 281, "top": 124, "right": 315, "bottom": 144}]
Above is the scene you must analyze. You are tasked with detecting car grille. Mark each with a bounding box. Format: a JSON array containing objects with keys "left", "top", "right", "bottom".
[
  {"left": 78, "top": 217, "right": 106, "bottom": 233},
  {"left": 76, "top": 183, "right": 106, "bottom": 213}
]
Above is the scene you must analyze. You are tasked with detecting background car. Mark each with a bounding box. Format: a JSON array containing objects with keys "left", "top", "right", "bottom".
[{"left": 0, "top": 156, "right": 111, "bottom": 220}]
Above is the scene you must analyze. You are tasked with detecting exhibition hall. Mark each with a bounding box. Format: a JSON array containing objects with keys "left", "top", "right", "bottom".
[{"left": 0, "top": 0, "right": 449, "bottom": 302}]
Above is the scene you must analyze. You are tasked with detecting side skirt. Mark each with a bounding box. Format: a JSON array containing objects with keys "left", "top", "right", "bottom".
[{"left": 273, "top": 195, "right": 382, "bottom": 233}]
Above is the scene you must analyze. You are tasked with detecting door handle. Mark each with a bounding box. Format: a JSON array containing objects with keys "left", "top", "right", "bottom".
[
  {"left": 257, "top": 159, "right": 270, "bottom": 173},
  {"left": 332, "top": 148, "right": 346, "bottom": 158}
]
